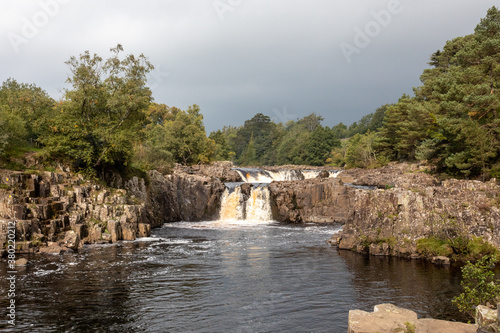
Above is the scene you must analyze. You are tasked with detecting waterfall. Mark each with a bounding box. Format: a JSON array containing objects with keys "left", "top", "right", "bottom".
[
  {"left": 218, "top": 185, "right": 272, "bottom": 221},
  {"left": 218, "top": 167, "right": 342, "bottom": 222},
  {"left": 234, "top": 168, "right": 341, "bottom": 182},
  {"left": 245, "top": 186, "right": 272, "bottom": 221},
  {"left": 219, "top": 187, "right": 245, "bottom": 221}
]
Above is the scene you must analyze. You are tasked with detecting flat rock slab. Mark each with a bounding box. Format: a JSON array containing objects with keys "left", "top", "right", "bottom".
[
  {"left": 348, "top": 304, "right": 477, "bottom": 333},
  {"left": 416, "top": 318, "right": 477, "bottom": 333},
  {"left": 348, "top": 304, "right": 418, "bottom": 333}
]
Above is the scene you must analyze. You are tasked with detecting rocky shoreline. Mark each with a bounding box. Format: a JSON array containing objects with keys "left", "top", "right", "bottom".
[
  {"left": 1, "top": 161, "right": 500, "bottom": 262},
  {"left": 333, "top": 164, "right": 500, "bottom": 262},
  {"left": 0, "top": 164, "right": 225, "bottom": 255},
  {"left": 347, "top": 303, "right": 478, "bottom": 333},
  {"left": 2, "top": 161, "right": 500, "bottom": 331}
]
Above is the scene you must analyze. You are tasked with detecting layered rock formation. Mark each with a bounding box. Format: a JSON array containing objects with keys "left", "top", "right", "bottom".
[
  {"left": 0, "top": 170, "right": 150, "bottom": 255},
  {"left": 265, "top": 162, "right": 500, "bottom": 260},
  {"left": 333, "top": 164, "right": 500, "bottom": 259},
  {"left": 0, "top": 166, "right": 225, "bottom": 255}
]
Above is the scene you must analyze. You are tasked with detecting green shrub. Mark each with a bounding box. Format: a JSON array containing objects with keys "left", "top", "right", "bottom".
[
  {"left": 452, "top": 256, "right": 500, "bottom": 319},
  {"left": 417, "top": 236, "right": 498, "bottom": 261},
  {"left": 404, "top": 321, "right": 416, "bottom": 333},
  {"left": 464, "top": 237, "right": 499, "bottom": 261}
]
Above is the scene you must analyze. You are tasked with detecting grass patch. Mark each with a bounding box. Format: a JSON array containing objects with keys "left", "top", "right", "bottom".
[
  {"left": 404, "top": 322, "right": 416, "bottom": 333},
  {"left": 378, "top": 237, "right": 397, "bottom": 247},
  {"left": 416, "top": 237, "right": 453, "bottom": 257},
  {"left": 417, "top": 236, "right": 499, "bottom": 261},
  {"left": 24, "top": 169, "right": 41, "bottom": 175},
  {"left": 459, "top": 237, "right": 498, "bottom": 261}
]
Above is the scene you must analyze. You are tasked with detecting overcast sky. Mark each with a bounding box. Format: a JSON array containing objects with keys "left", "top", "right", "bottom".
[{"left": 1, "top": 1, "right": 498, "bottom": 133}]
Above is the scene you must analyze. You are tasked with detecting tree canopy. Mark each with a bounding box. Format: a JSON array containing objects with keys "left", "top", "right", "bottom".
[
  {"left": 2, "top": 7, "right": 500, "bottom": 178},
  {"left": 329, "top": 6, "right": 500, "bottom": 178}
]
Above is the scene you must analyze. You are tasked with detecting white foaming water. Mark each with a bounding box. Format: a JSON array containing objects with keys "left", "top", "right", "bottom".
[
  {"left": 244, "top": 186, "right": 272, "bottom": 221},
  {"left": 329, "top": 170, "right": 342, "bottom": 178},
  {"left": 234, "top": 169, "right": 274, "bottom": 183},
  {"left": 219, "top": 187, "right": 245, "bottom": 220},
  {"left": 218, "top": 186, "right": 273, "bottom": 222},
  {"left": 235, "top": 168, "right": 342, "bottom": 182}
]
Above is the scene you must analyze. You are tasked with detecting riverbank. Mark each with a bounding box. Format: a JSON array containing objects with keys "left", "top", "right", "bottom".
[
  {"left": 333, "top": 163, "right": 500, "bottom": 262},
  {"left": 0, "top": 164, "right": 225, "bottom": 255},
  {"left": 1, "top": 161, "right": 499, "bottom": 262}
]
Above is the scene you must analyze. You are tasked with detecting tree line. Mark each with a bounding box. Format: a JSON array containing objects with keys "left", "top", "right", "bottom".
[
  {"left": 0, "top": 45, "right": 214, "bottom": 176},
  {"left": 337, "top": 6, "right": 500, "bottom": 179},
  {"left": 1, "top": 7, "right": 499, "bottom": 179}
]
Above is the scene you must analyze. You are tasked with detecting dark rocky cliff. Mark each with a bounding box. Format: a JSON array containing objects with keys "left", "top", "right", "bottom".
[{"left": 338, "top": 164, "right": 500, "bottom": 260}]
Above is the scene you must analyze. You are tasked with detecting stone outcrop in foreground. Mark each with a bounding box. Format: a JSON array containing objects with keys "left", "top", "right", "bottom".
[{"left": 348, "top": 304, "right": 477, "bottom": 333}]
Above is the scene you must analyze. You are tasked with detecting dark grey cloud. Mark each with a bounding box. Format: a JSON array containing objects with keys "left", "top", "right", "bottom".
[{"left": 0, "top": 0, "right": 498, "bottom": 132}]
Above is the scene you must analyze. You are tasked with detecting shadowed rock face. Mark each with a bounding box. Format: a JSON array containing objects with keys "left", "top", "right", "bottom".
[
  {"left": 138, "top": 170, "right": 225, "bottom": 227},
  {"left": 268, "top": 178, "right": 350, "bottom": 223}
]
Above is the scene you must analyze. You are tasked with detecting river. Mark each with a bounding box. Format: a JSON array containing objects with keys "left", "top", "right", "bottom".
[{"left": 0, "top": 219, "right": 465, "bottom": 332}]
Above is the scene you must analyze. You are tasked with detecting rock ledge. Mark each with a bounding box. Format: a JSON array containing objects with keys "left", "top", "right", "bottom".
[{"left": 348, "top": 304, "right": 477, "bottom": 333}]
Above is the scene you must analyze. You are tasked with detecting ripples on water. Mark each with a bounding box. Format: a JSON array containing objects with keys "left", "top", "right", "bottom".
[{"left": 0, "top": 221, "right": 466, "bottom": 332}]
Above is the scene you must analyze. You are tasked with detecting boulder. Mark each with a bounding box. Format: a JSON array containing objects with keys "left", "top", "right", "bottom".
[
  {"left": 327, "top": 234, "right": 341, "bottom": 246},
  {"left": 338, "top": 234, "right": 358, "bottom": 250},
  {"left": 432, "top": 256, "right": 451, "bottom": 266},
  {"left": 317, "top": 170, "right": 330, "bottom": 179},
  {"left": 476, "top": 305, "right": 497, "bottom": 330},
  {"left": 15, "top": 258, "right": 28, "bottom": 266},
  {"left": 39, "top": 244, "right": 72, "bottom": 254},
  {"left": 348, "top": 304, "right": 418, "bottom": 333},
  {"left": 348, "top": 304, "right": 477, "bottom": 333},
  {"left": 59, "top": 230, "right": 80, "bottom": 250},
  {"left": 416, "top": 318, "right": 477, "bottom": 333}
]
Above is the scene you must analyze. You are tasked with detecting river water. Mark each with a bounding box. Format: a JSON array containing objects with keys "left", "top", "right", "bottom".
[{"left": 0, "top": 220, "right": 466, "bottom": 333}]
